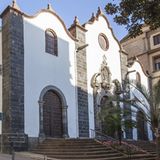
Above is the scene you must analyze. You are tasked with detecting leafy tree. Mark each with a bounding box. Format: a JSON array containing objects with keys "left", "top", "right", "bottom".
[{"left": 105, "top": 0, "right": 160, "bottom": 37}]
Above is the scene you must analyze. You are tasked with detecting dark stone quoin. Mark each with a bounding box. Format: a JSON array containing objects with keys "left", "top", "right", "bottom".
[{"left": 1, "top": 7, "right": 27, "bottom": 152}]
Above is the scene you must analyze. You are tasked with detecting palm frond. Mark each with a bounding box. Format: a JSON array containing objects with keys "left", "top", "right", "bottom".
[{"left": 125, "top": 79, "right": 152, "bottom": 105}]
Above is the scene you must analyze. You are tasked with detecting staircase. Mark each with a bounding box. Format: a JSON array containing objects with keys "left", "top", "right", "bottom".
[
  {"left": 126, "top": 140, "right": 157, "bottom": 156},
  {"left": 32, "top": 138, "right": 127, "bottom": 160},
  {"left": 32, "top": 138, "right": 156, "bottom": 160}
]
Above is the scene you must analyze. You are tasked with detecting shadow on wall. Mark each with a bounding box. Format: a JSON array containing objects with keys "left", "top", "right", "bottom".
[{"left": 22, "top": 20, "right": 90, "bottom": 149}]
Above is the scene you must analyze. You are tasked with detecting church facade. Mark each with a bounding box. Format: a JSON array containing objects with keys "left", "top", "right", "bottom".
[{"left": 0, "top": 1, "right": 153, "bottom": 150}]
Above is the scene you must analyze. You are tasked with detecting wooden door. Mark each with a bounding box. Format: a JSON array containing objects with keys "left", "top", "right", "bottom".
[{"left": 43, "top": 90, "right": 63, "bottom": 137}]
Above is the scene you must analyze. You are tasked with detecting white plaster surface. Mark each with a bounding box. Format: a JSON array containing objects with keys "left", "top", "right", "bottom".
[
  {"left": 128, "top": 61, "right": 153, "bottom": 140},
  {"left": 85, "top": 16, "right": 122, "bottom": 137},
  {"left": 23, "top": 12, "right": 77, "bottom": 137},
  {"left": 0, "top": 31, "right": 2, "bottom": 134}
]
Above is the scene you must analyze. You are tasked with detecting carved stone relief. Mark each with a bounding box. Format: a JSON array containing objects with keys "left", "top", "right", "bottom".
[
  {"left": 91, "top": 55, "right": 122, "bottom": 132},
  {"left": 91, "top": 55, "right": 112, "bottom": 94}
]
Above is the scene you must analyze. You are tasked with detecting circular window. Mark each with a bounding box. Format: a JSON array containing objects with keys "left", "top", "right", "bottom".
[{"left": 98, "top": 33, "right": 109, "bottom": 51}]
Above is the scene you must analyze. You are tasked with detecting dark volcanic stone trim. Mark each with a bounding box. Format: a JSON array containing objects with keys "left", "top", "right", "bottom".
[
  {"left": 2, "top": 9, "right": 26, "bottom": 151},
  {"left": 74, "top": 27, "right": 89, "bottom": 137}
]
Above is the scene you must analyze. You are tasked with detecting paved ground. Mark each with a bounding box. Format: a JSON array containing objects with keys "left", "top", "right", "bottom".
[
  {"left": 0, "top": 152, "right": 59, "bottom": 160},
  {"left": 0, "top": 152, "right": 46, "bottom": 160}
]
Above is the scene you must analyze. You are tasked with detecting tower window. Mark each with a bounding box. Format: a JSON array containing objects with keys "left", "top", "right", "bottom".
[
  {"left": 45, "top": 29, "right": 58, "bottom": 56},
  {"left": 154, "top": 56, "right": 160, "bottom": 71},
  {"left": 153, "top": 34, "right": 160, "bottom": 46}
]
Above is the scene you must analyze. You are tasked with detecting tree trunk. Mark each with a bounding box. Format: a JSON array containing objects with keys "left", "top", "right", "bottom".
[{"left": 118, "top": 129, "right": 122, "bottom": 145}]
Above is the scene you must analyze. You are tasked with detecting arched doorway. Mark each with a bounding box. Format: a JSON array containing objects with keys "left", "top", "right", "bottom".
[
  {"left": 137, "top": 110, "right": 148, "bottom": 140},
  {"left": 43, "top": 90, "right": 63, "bottom": 137},
  {"left": 39, "top": 86, "right": 68, "bottom": 138}
]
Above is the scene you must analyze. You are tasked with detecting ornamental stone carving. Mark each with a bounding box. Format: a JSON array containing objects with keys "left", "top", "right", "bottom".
[
  {"left": 112, "top": 79, "right": 122, "bottom": 95},
  {"left": 91, "top": 56, "right": 111, "bottom": 93}
]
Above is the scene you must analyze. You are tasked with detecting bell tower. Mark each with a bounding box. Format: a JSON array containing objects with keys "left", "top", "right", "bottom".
[{"left": 1, "top": 0, "right": 27, "bottom": 151}]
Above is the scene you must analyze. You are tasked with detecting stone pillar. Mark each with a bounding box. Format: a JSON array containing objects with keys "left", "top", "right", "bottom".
[
  {"left": 62, "top": 105, "right": 69, "bottom": 138},
  {"left": 69, "top": 17, "right": 89, "bottom": 137},
  {"left": 38, "top": 101, "right": 45, "bottom": 137},
  {"left": 93, "top": 89, "right": 101, "bottom": 132}
]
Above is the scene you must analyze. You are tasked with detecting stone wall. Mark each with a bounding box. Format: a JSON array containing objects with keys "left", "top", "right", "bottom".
[
  {"left": 76, "top": 29, "right": 89, "bottom": 137},
  {"left": 69, "top": 23, "right": 89, "bottom": 137},
  {"left": 122, "top": 34, "right": 147, "bottom": 58},
  {"left": 0, "top": 29, "right": 2, "bottom": 135},
  {"left": 1, "top": 8, "right": 27, "bottom": 151},
  {"left": 121, "top": 27, "right": 160, "bottom": 87}
]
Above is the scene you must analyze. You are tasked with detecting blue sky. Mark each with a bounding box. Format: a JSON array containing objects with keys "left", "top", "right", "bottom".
[{"left": 0, "top": 0, "right": 128, "bottom": 40}]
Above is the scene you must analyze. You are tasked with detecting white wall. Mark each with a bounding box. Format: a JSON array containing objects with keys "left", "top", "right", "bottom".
[
  {"left": 85, "top": 16, "right": 122, "bottom": 137},
  {"left": 128, "top": 61, "right": 153, "bottom": 140},
  {"left": 0, "top": 31, "right": 2, "bottom": 134},
  {"left": 23, "top": 12, "right": 78, "bottom": 138}
]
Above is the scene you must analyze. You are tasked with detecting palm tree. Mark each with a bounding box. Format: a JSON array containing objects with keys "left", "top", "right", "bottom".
[
  {"left": 128, "top": 79, "right": 160, "bottom": 158},
  {"left": 99, "top": 79, "right": 160, "bottom": 158},
  {"left": 99, "top": 81, "right": 137, "bottom": 145}
]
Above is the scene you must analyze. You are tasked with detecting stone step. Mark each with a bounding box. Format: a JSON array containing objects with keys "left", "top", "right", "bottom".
[
  {"left": 32, "top": 139, "right": 126, "bottom": 160},
  {"left": 33, "top": 150, "right": 119, "bottom": 156},
  {"left": 32, "top": 147, "right": 112, "bottom": 152},
  {"left": 37, "top": 145, "right": 109, "bottom": 149},
  {"left": 130, "top": 153, "right": 155, "bottom": 158},
  {"left": 33, "top": 139, "right": 156, "bottom": 160},
  {"left": 39, "top": 142, "right": 102, "bottom": 147},
  {"left": 47, "top": 153, "right": 124, "bottom": 159},
  {"left": 44, "top": 138, "right": 94, "bottom": 142},
  {"left": 125, "top": 140, "right": 157, "bottom": 158},
  {"left": 47, "top": 157, "right": 128, "bottom": 160},
  {"left": 42, "top": 142, "right": 103, "bottom": 146}
]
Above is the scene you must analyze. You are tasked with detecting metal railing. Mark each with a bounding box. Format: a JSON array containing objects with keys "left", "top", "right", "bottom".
[
  {"left": 90, "top": 129, "right": 117, "bottom": 142},
  {"left": 90, "top": 129, "right": 148, "bottom": 159}
]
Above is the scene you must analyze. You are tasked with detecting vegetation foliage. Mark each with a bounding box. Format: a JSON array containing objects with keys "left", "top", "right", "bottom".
[
  {"left": 99, "top": 79, "right": 160, "bottom": 157},
  {"left": 105, "top": 0, "right": 160, "bottom": 37}
]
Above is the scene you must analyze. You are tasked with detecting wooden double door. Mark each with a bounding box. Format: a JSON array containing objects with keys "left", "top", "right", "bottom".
[{"left": 43, "top": 90, "right": 63, "bottom": 138}]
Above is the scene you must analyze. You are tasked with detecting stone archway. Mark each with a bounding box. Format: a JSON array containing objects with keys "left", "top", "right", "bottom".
[
  {"left": 38, "top": 85, "right": 68, "bottom": 138},
  {"left": 93, "top": 91, "right": 112, "bottom": 132},
  {"left": 137, "top": 110, "right": 148, "bottom": 140}
]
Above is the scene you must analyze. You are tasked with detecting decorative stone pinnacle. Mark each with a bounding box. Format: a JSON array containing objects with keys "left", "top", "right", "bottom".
[
  {"left": 74, "top": 16, "right": 80, "bottom": 25},
  {"left": 12, "top": 0, "right": 20, "bottom": 10},
  {"left": 47, "top": 3, "right": 54, "bottom": 12},
  {"left": 92, "top": 13, "right": 95, "bottom": 18},
  {"left": 96, "top": 6, "right": 103, "bottom": 17},
  {"left": 89, "top": 12, "right": 96, "bottom": 22}
]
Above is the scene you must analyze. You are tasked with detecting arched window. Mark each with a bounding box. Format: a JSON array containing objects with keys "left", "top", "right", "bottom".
[{"left": 45, "top": 29, "right": 58, "bottom": 56}]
